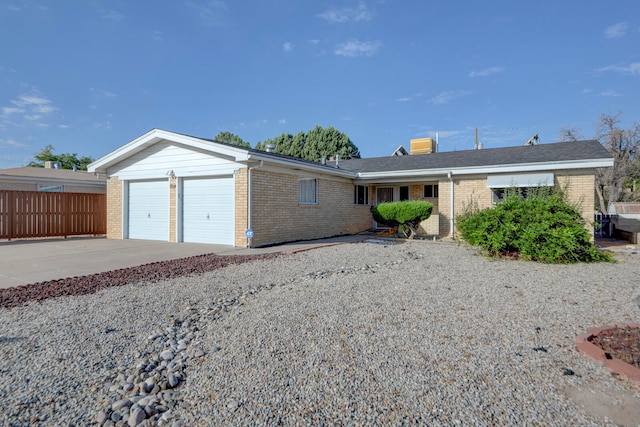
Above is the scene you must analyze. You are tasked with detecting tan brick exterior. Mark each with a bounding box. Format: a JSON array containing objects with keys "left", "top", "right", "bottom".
[
  {"left": 556, "top": 172, "right": 596, "bottom": 234},
  {"left": 436, "top": 172, "right": 597, "bottom": 239},
  {"left": 235, "top": 168, "right": 249, "bottom": 247},
  {"left": 106, "top": 177, "right": 123, "bottom": 239},
  {"left": 103, "top": 168, "right": 599, "bottom": 245},
  {"left": 248, "top": 169, "right": 372, "bottom": 247}
]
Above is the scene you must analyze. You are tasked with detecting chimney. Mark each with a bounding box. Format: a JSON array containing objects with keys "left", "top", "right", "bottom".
[
  {"left": 321, "top": 156, "right": 327, "bottom": 165},
  {"left": 409, "top": 138, "right": 436, "bottom": 155},
  {"left": 265, "top": 144, "right": 275, "bottom": 153}
]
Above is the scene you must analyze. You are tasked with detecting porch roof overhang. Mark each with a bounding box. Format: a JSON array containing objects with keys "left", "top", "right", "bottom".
[{"left": 353, "top": 158, "right": 613, "bottom": 185}]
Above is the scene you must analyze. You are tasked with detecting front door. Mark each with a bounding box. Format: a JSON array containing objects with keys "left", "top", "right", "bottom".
[
  {"left": 376, "top": 187, "right": 394, "bottom": 204},
  {"left": 375, "top": 187, "right": 394, "bottom": 228}
]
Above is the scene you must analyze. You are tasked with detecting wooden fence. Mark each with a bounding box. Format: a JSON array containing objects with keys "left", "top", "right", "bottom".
[{"left": 0, "top": 190, "right": 106, "bottom": 240}]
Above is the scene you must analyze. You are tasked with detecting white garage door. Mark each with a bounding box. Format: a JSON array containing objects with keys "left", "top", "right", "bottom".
[
  {"left": 182, "top": 176, "right": 234, "bottom": 245},
  {"left": 128, "top": 180, "right": 169, "bottom": 241}
]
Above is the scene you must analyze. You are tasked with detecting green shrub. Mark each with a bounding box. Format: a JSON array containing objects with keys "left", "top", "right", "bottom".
[
  {"left": 457, "top": 192, "right": 612, "bottom": 263},
  {"left": 371, "top": 201, "right": 433, "bottom": 239}
]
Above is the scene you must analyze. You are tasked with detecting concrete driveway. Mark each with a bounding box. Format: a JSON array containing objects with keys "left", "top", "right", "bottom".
[{"left": 0, "top": 235, "right": 368, "bottom": 289}]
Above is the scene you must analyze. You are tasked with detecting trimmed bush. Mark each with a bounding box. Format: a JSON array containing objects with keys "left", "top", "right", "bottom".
[
  {"left": 371, "top": 201, "right": 433, "bottom": 239},
  {"left": 457, "top": 192, "right": 612, "bottom": 263}
]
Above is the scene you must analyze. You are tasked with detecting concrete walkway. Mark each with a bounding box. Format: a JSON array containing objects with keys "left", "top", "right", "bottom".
[{"left": 0, "top": 234, "right": 369, "bottom": 289}]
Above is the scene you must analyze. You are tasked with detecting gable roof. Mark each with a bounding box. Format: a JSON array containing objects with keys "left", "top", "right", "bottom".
[
  {"left": 90, "top": 129, "right": 613, "bottom": 183},
  {"left": 329, "top": 140, "right": 613, "bottom": 182},
  {"left": 89, "top": 128, "right": 355, "bottom": 178}
]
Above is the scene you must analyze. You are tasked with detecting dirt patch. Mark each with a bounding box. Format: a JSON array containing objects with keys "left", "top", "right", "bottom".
[{"left": 566, "top": 386, "right": 640, "bottom": 427}]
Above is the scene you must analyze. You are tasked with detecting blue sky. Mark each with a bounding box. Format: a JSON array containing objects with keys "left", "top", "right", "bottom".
[{"left": 1, "top": 1, "right": 639, "bottom": 168}]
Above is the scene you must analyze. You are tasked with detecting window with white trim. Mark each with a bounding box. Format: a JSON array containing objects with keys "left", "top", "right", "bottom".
[
  {"left": 423, "top": 184, "right": 438, "bottom": 198},
  {"left": 354, "top": 185, "right": 369, "bottom": 205},
  {"left": 298, "top": 178, "right": 317, "bottom": 204}
]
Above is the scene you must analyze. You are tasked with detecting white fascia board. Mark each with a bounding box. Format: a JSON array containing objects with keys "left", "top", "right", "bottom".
[
  {"left": 355, "top": 158, "right": 614, "bottom": 182},
  {"left": 89, "top": 129, "right": 250, "bottom": 174},
  {"left": 247, "top": 153, "right": 356, "bottom": 178}
]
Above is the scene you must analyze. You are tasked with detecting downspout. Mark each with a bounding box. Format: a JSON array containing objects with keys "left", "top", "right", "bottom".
[
  {"left": 448, "top": 171, "right": 454, "bottom": 239},
  {"left": 247, "top": 160, "right": 263, "bottom": 248}
]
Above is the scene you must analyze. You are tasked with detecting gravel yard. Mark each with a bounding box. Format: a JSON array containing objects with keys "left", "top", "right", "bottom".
[{"left": 1, "top": 240, "right": 639, "bottom": 426}]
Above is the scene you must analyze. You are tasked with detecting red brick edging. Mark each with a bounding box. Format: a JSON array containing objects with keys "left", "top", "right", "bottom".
[{"left": 576, "top": 324, "right": 640, "bottom": 383}]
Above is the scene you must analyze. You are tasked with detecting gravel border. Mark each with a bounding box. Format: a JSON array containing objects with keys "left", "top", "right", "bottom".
[{"left": 1, "top": 240, "right": 639, "bottom": 426}]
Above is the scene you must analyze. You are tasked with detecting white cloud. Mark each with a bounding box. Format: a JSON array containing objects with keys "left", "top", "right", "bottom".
[
  {"left": 2, "top": 106, "right": 23, "bottom": 115},
  {"left": 308, "top": 39, "right": 320, "bottom": 45},
  {"left": 396, "top": 97, "right": 412, "bottom": 102},
  {"left": 581, "top": 89, "right": 592, "bottom": 94},
  {"left": 278, "top": 119, "right": 287, "bottom": 124},
  {"left": 469, "top": 66, "right": 504, "bottom": 78},
  {"left": 150, "top": 30, "right": 163, "bottom": 42},
  {"left": 334, "top": 40, "right": 381, "bottom": 57},
  {"left": 318, "top": 1, "right": 373, "bottom": 23},
  {"left": 2, "top": 94, "right": 57, "bottom": 123},
  {"left": 58, "top": 124, "right": 70, "bottom": 129},
  {"left": 605, "top": 22, "right": 628, "bottom": 38},
  {"left": 597, "top": 62, "right": 640, "bottom": 75},
  {"left": 2, "top": 138, "right": 27, "bottom": 147},
  {"left": 102, "top": 10, "right": 123, "bottom": 21},
  {"left": 93, "top": 121, "right": 112, "bottom": 129},
  {"left": 186, "top": 0, "right": 228, "bottom": 26},
  {"left": 90, "top": 88, "right": 117, "bottom": 98},
  {"left": 283, "top": 42, "right": 293, "bottom": 52},
  {"left": 428, "top": 90, "right": 472, "bottom": 105},
  {"left": 600, "top": 90, "right": 622, "bottom": 97}
]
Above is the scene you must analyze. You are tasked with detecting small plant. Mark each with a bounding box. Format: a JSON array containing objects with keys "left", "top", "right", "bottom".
[
  {"left": 371, "top": 201, "right": 433, "bottom": 239},
  {"left": 456, "top": 191, "right": 612, "bottom": 263}
]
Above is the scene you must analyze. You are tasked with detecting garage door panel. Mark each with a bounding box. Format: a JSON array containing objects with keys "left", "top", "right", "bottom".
[
  {"left": 128, "top": 180, "right": 169, "bottom": 241},
  {"left": 182, "top": 176, "right": 234, "bottom": 245}
]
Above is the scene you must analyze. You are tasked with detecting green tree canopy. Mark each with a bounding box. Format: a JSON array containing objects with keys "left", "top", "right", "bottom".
[
  {"left": 213, "top": 131, "right": 251, "bottom": 148},
  {"left": 27, "top": 145, "right": 95, "bottom": 170},
  {"left": 255, "top": 125, "right": 360, "bottom": 162}
]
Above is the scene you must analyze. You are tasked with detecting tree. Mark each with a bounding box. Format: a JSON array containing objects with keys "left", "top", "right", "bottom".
[
  {"left": 27, "top": 145, "right": 95, "bottom": 170},
  {"left": 213, "top": 131, "right": 251, "bottom": 148},
  {"left": 255, "top": 125, "right": 360, "bottom": 162},
  {"left": 560, "top": 113, "right": 640, "bottom": 212}
]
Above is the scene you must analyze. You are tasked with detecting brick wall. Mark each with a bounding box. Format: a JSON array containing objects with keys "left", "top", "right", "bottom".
[
  {"left": 556, "top": 172, "right": 595, "bottom": 233},
  {"left": 437, "top": 172, "right": 597, "bottom": 239},
  {"left": 410, "top": 183, "right": 440, "bottom": 235},
  {"left": 235, "top": 168, "right": 249, "bottom": 247},
  {"left": 106, "top": 177, "right": 122, "bottom": 239},
  {"left": 249, "top": 169, "right": 372, "bottom": 247}
]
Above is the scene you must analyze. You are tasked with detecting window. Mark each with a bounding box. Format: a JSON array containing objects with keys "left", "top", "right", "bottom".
[
  {"left": 423, "top": 184, "right": 438, "bottom": 198},
  {"left": 38, "top": 184, "right": 63, "bottom": 192},
  {"left": 492, "top": 187, "right": 549, "bottom": 204},
  {"left": 298, "top": 178, "right": 317, "bottom": 204},
  {"left": 354, "top": 185, "right": 369, "bottom": 205},
  {"left": 399, "top": 186, "right": 409, "bottom": 201}
]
